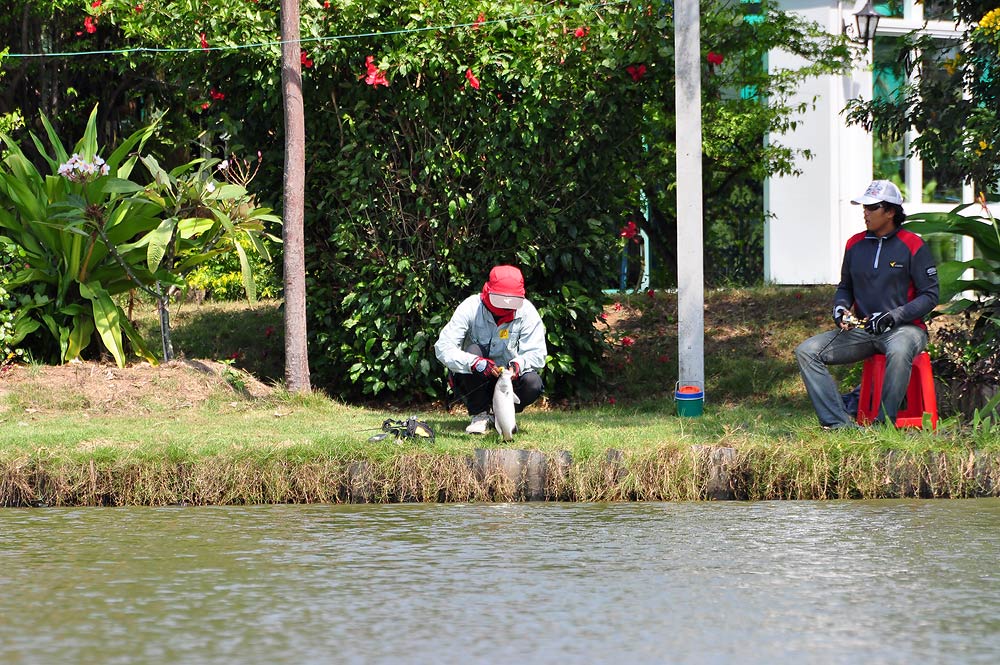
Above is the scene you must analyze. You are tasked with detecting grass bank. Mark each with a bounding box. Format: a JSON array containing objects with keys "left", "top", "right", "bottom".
[{"left": 1, "top": 287, "right": 998, "bottom": 506}]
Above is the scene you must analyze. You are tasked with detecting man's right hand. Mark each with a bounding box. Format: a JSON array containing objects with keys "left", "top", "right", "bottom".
[
  {"left": 473, "top": 356, "right": 501, "bottom": 377},
  {"left": 833, "top": 305, "right": 849, "bottom": 330}
]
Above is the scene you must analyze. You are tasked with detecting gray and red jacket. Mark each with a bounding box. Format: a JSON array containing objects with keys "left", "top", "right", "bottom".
[{"left": 833, "top": 227, "right": 939, "bottom": 329}]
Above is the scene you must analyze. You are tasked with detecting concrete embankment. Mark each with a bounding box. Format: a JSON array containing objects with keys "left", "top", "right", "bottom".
[{"left": 2, "top": 445, "right": 999, "bottom": 506}]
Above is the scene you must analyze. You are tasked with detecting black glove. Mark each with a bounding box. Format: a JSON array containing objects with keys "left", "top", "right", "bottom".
[
  {"left": 865, "top": 311, "right": 895, "bottom": 335},
  {"left": 472, "top": 356, "right": 500, "bottom": 377},
  {"left": 833, "top": 305, "right": 849, "bottom": 327}
]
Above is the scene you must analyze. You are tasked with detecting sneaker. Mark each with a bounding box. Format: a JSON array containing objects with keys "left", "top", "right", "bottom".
[{"left": 465, "top": 412, "right": 491, "bottom": 435}]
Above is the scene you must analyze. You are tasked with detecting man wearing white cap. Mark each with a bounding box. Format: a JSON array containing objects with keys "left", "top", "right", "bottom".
[
  {"left": 435, "top": 265, "right": 547, "bottom": 434},
  {"left": 795, "top": 180, "right": 939, "bottom": 428}
]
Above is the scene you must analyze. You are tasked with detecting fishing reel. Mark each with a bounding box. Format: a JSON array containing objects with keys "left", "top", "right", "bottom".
[{"left": 840, "top": 310, "right": 868, "bottom": 330}]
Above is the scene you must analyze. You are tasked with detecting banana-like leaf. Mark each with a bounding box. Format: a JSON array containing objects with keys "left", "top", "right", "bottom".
[
  {"left": 146, "top": 217, "right": 177, "bottom": 272},
  {"left": 234, "top": 240, "right": 257, "bottom": 304},
  {"left": 140, "top": 155, "right": 172, "bottom": 188},
  {"left": 66, "top": 313, "right": 95, "bottom": 362},
  {"left": 80, "top": 281, "right": 126, "bottom": 368},
  {"left": 120, "top": 315, "right": 158, "bottom": 365}
]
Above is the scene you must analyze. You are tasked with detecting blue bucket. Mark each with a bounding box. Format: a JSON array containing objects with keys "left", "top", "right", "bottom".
[{"left": 675, "top": 382, "right": 705, "bottom": 417}]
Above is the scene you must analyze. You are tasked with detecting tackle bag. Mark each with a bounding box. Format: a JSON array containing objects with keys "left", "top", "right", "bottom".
[{"left": 368, "top": 417, "right": 435, "bottom": 442}]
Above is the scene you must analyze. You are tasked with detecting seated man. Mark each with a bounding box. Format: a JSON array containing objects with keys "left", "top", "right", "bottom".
[
  {"left": 434, "top": 265, "right": 547, "bottom": 434},
  {"left": 795, "top": 180, "right": 939, "bottom": 429}
]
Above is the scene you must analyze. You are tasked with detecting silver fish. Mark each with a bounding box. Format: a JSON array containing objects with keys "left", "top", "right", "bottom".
[{"left": 492, "top": 369, "right": 520, "bottom": 441}]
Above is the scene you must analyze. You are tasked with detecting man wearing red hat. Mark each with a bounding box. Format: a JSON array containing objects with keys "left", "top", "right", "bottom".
[{"left": 435, "top": 265, "right": 547, "bottom": 434}]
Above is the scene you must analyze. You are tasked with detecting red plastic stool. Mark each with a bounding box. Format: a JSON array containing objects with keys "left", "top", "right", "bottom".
[{"left": 856, "top": 351, "right": 938, "bottom": 430}]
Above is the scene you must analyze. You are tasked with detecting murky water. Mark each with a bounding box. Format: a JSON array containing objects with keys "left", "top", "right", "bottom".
[{"left": 2, "top": 500, "right": 999, "bottom": 664}]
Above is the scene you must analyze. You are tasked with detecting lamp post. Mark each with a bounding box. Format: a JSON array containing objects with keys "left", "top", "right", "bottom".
[{"left": 845, "top": 0, "right": 881, "bottom": 48}]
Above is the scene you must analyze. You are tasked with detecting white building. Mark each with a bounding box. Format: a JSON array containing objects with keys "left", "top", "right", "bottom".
[{"left": 765, "top": 0, "right": 973, "bottom": 284}]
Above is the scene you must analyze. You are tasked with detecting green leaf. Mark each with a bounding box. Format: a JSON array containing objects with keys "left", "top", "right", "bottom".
[{"left": 80, "top": 281, "right": 126, "bottom": 368}]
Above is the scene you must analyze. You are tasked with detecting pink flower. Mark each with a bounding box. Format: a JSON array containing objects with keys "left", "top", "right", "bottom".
[
  {"left": 707, "top": 51, "right": 723, "bottom": 66},
  {"left": 473, "top": 12, "right": 485, "bottom": 30},
  {"left": 465, "top": 69, "right": 480, "bottom": 90},
  {"left": 622, "top": 336, "right": 635, "bottom": 347},
  {"left": 300, "top": 50, "right": 313, "bottom": 68},
  {"left": 84, "top": 16, "right": 97, "bottom": 33},
  {"left": 201, "top": 102, "right": 210, "bottom": 111},
  {"left": 362, "top": 55, "right": 389, "bottom": 87},
  {"left": 200, "top": 32, "right": 209, "bottom": 49},
  {"left": 626, "top": 64, "right": 647, "bottom": 82},
  {"left": 574, "top": 26, "right": 589, "bottom": 38}
]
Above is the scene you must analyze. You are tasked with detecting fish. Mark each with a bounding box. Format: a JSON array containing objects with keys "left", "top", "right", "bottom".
[{"left": 492, "top": 368, "right": 520, "bottom": 441}]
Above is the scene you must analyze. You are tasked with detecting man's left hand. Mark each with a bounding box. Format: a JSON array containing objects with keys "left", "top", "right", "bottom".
[{"left": 865, "top": 312, "right": 895, "bottom": 335}]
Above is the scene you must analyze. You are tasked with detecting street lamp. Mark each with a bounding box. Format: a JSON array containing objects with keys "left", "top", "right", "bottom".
[{"left": 844, "top": 0, "right": 881, "bottom": 49}]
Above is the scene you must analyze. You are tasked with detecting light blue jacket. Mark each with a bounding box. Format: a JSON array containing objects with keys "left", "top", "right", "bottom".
[{"left": 434, "top": 294, "right": 547, "bottom": 375}]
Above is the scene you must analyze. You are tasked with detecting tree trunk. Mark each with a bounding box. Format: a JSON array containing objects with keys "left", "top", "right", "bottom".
[{"left": 280, "top": 0, "right": 310, "bottom": 392}]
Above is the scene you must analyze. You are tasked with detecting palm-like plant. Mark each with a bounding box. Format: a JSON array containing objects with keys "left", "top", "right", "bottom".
[{"left": 0, "top": 106, "right": 280, "bottom": 366}]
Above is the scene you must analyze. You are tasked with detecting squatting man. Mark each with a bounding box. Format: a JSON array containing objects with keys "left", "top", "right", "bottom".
[
  {"left": 795, "top": 180, "right": 939, "bottom": 429},
  {"left": 434, "top": 265, "right": 547, "bottom": 434}
]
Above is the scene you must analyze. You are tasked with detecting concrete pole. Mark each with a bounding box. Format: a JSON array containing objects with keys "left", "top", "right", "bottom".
[{"left": 674, "top": 0, "right": 705, "bottom": 391}]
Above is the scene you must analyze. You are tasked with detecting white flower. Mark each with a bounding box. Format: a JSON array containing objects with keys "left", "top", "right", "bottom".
[{"left": 205, "top": 181, "right": 217, "bottom": 193}]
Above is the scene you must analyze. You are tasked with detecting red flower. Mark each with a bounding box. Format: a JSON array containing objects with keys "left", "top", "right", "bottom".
[
  {"left": 362, "top": 55, "right": 390, "bottom": 87},
  {"left": 300, "top": 50, "right": 313, "bottom": 68},
  {"left": 134, "top": 3, "right": 143, "bottom": 11},
  {"left": 465, "top": 68, "right": 480, "bottom": 90},
  {"left": 91, "top": 0, "right": 102, "bottom": 7},
  {"left": 619, "top": 220, "right": 638, "bottom": 240},
  {"left": 647, "top": 289, "right": 655, "bottom": 298},
  {"left": 626, "top": 64, "right": 647, "bottom": 82},
  {"left": 613, "top": 302, "right": 623, "bottom": 312},
  {"left": 608, "top": 397, "right": 616, "bottom": 405},
  {"left": 201, "top": 102, "right": 210, "bottom": 110},
  {"left": 324, "top": 1, "right": 330, "bottom": 6},
  {"left": 598, "top": 313, "right": 608, "bottom": 322},
  {"left": 472, "top": 12, "right": 485, "bottom": 30},
  {"left": 622, "top": 336, "right": 635, "bottom": 347},
  {"left": 574, "top": 26, "right": 589, "bottom": 38},
  {"left": 657, "top": 354, "right": 670, "bottom": 363},
  {"left": 264, "top": 326, "right": 275, "bottom": 338},
  {"left": 200, "top": 32, "right": 209, "bottom": 49},
  {"left": 209, "top": 88, "right": 225, "bottom": 100},
  {"left": 84, "top": 16, "right": 97, "bottom": 33},
  {"left": 707, "top": 51, "right": 724, "bottom": 66}
]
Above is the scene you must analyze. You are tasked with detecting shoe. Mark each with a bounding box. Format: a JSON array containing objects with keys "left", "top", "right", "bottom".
[{"left": 465, "top": 412, "right": 491, "bottom": 434}]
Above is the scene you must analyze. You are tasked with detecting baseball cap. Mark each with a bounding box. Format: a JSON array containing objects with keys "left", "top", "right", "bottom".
[
  {"left": 851, "top": 180, "right": 903, "bottom": 206},
  {"left": 485, "top": 265, "right": 525, "bottom": 310}
]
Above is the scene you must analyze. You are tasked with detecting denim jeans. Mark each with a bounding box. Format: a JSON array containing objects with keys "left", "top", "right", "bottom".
[{"left": 794, "top": 324, "right": 928, "bottom": 427}]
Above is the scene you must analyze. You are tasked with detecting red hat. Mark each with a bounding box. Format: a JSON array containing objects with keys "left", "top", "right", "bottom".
[{"left": 483, "top": 265, "right": 525, "bottom": 310}]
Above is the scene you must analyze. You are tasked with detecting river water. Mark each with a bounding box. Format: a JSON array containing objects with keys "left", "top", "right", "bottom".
[{"left": 2, "top": 500, "right": 999, "bottom": 664}]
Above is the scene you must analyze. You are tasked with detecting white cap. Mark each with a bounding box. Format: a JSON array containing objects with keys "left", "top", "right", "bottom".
[{"left": 851, "top": 180, "right": 903, "bottom": 206}]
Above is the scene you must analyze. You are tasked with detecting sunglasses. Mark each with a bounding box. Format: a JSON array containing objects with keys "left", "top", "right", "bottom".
[{"left": 862, "top": 203, "right": 883, "bottom": 211}]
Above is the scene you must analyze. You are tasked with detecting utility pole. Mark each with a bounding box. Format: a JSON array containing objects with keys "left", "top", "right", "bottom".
[
  {"left": 674, "top": 0, "right": 705, "bottom": 392},
  {"left": 280, "top": 0, "right": 311, "bottom": 392}
]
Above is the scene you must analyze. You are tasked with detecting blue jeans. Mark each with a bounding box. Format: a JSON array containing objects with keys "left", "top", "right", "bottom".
[{"left": 794, "top": 324, "right": 928, "bottom": 428}]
